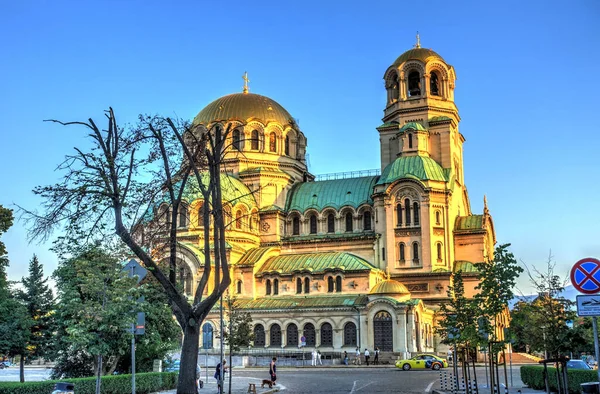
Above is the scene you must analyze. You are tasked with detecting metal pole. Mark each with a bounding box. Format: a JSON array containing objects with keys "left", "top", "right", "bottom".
[
  {"left": 509, "top": 346, "right": 513, "bottom": 387},
  {"left": 219, "top": 295, "right": 224, "bottom": 394},
  {"left": 593, "top": 317, "right": 600, "bottom": 384},
  {"left": 205, "top": 349, "right": 208, "bottom": 386},
  {"left": 484, "top": 348, "right": 489, "bottom": 388},
  {"left": 131, "top": 324, "right": 136, "bottom": 394}
]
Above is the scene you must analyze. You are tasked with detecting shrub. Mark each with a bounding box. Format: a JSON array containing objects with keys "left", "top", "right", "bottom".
[
  {"left": 0, "top": 372, "right": 178, "bottom": 394},
  {"left": 521, "top": 365, "right": 598, "bottom": 394}
]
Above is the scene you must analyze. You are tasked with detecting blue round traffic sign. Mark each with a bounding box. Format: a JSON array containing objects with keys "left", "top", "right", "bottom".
[{"left": 571, "top": 257, "right": 600, "bottom": 294}]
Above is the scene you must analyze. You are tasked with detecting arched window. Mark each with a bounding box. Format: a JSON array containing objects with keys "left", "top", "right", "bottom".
[
  {"left": 254, "top": 325, "right": 265, "bottom": 347},
  {"left": 284, "top": 135, "right": 290, "bottom": 156},
  {"left": 159, "top": 205, "right": 170, "bottom": 226},
  {"left": 197, "top": 203, "right": 205, "bottom": 227},
  {"left": 251, "top": 129, "right": 259, "bottom": 150},
  {"left": 345, "top": 212, "right": 353, "bottom": 232},
  {"left": 343, "top": 322, "right": 357, "bottom": 346},
  {"left": 296, "top": 278, "right": 302, "bottom": 294},
  {"left": 413, "top": 202, "right": 420, "bottom": 225},
  {"left": 292, "top": 217, "right": 300, "bottom": 235},
  {"left": 430, "top": 72, "right": 440, "bottom": 96},
  {"left": 266, "top": 279, "right": 272, "bottom": 295},
  {"left": 178, "top": 204, "right": 188, "bottom": 227},
  {"left": 286, "top": 324, "right": 298, "bottom": 347},
  {"left": 435, "top": 210, "right": 441, "bottom": 225},
  {"left": 270, "top": 324, "right": 282, "bottom": 347},
  {"left": 405, "top": 198, "right": 411, "bottom": 225},
  {"left": 327, "top": 276, "right": 334, "bottom": 293},
  {"left": 408, "top": 71, "right": 421, "bottom": 96},
  {"left": 273, "top": 278, "right": 279, "bottom": 295},
  {"left": 304, "top": 323, "right": 316, "bottom": 347},
  {"left": 437, "top": 243, "right": 443, "bottom": 261},
  {"left": 309, "top": 214, "right": 317, "bottom": 234},
  {"left": 202, "top": 323, "right": 213, "bottom": 349},
  {"left": 304, "top": 277, "right": 310, "bottom": 294},
  {"left": 235, "top": 210, "right": 242, "bottom": 229},
  {"left": 396, "top": 204, "right": 402, "bottom": 226},
  {"left": 232, "top": 130, "right": 241, "bottom": 150},
  {"left": 321, "top": 323, "right": 333, "bottom": 347},
  {"left": 236, "top": 280, "right": 242, "bottom": 294},
  {"left": 335, "top": 276, "right": 342, "bottom": 292},
  {"left": 363, "top": 211, "right": 371, "bottom": 231},
  {"left": 408, "top": 134, "right": 413, "bottom": 149},
  {"left": 269, "top": 132, "right": 276, "bottom": 152},
  {"left": 413, "top": 242, "right": 420, "bottom": 264},
  {"left": 327, "top": 213, "right": 335, "bottom": 233},
  {"left": 399, "top": 243, "right": 406, "bottom": 262}
]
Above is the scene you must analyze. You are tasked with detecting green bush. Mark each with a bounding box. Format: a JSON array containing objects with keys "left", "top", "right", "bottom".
[
  {"left": 0, "top": 372, "right": 178, "bottom": 394},
  {"left": 521, "top": 366, "right": 598, "bottom": 394}
]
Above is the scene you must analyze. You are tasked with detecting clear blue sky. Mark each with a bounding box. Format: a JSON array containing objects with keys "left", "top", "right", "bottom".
[{"left": 1, "top": 1, "right": 599, "bottom": 293}]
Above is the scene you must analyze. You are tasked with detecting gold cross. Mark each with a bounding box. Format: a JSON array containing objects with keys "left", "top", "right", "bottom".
[
  {"left": 415, "top": 31, "right": 421, "bottom": 48},
  {"left": 242, "top": 71, "right": 249, "bottom": 93}
]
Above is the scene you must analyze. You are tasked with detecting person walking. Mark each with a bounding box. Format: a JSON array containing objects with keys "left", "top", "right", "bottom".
[
  {"left": 311, "top": 349, "right": 318, "bottom": 366},
  {"left": 354, "top": 347, "right": 361, "bottom": 365},
  {"left": 374, "top": 347, "right": 380, "bottom": 365},
  {"left": 343, "top": 351, "right": 349, "bottom": 366},
  {"left": 269, "top": 357, "right": 277, "bottom": 385},
  {"left": 317, "top": 350, "right": 322, "bottom": 365},
  {"left": 214, "top": 359, "right": 227, "bottom": 393},
  {"left": 364, "top": 349, "right": 370, "bottom": 366}
]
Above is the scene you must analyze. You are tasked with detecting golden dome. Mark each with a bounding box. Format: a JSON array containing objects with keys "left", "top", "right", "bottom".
[
  {"left": 392, "top": 47, "right": 445, "bottom": 67},
  {"left": 193, "top": 92, "right": 295, "bottom": 127},
  {"left": 369, "top": 279, "right": 411, "bottom": 295}
]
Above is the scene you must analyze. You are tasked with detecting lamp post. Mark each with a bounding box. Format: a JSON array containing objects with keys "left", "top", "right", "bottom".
[{"left": 351, "top": 304, "right": 361, "bottom": 349}]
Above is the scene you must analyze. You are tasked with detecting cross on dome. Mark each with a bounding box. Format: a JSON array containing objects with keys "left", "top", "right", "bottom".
[{"left": 242, "top": 71, "right": 250, "bottom": 94}]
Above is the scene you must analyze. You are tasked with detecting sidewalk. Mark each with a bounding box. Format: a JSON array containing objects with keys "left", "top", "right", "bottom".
[{"left": 155, "top": 375, "right": 282, "bottom": 394}]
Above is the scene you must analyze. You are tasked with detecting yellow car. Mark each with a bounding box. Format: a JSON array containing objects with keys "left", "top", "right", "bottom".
[{"left": 395, "top": 354, "right": 448, "bottom": 371}]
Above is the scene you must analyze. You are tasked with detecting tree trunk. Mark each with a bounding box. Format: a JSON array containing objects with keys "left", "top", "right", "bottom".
[
  {"left": 95, "top": 354, "right": 102, "bottom": 394},
  {"left": 177, "top": 322, "right": 200, "bottom": 394},
  {"left": 19, "top": 354, "right": 24, "bottom": 383}
]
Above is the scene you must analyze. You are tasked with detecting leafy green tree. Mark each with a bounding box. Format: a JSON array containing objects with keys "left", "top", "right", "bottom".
[
  {"left": 51, "top": 245, "right": 137, "bottom": 391},
  {"left": 15, "top": 255, "right": 55, "bottom": 381},
  {"left": 0, "top": 206, "right": 31, "bottom": 382}
]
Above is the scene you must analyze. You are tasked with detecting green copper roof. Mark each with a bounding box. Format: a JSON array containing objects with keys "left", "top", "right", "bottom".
[
  {"left": 286, "top": 176, "right": 378, "bottom": 212},
  {"left": 257, "top": 252, "right": 376, "bottom": 276},
  {"left": 234, "top": 294, "right": 369, "bottom": 310},
  {"left": 429, "top": 116, "right": 452, "bottom": 123},
  {"left": 454, "top": 215, "right": 484, "bottom": 232},
  {"left": 180, "top": 173, "right": 257, "bottom": 208},
  {"left": 377, "top": 155, "right": 447, "bottom": 185},
  {"left": 237, "top": 247, "right": 276, "bottom": 266},
  {"left": 399, "top": 122, "right": 427, "bottom": 133},
  {"left": 377, "top": 122, "right": 400, "bottom": 129},
  {"left": 453, "top": 261, "right": 479, "bottom": 273}
]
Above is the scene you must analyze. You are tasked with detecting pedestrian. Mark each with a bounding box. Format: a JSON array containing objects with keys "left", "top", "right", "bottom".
[
  {"left": 317, "top": 350, "right": 322, "bottom": 365},
  {"left": 354, "top": 347, "right": 361, "bottom": 365},
  {"left": 311, "top": 348, "right": 318, "bottom": 366},
  {"left": 269, "top": 357, "right": 277, "bottom": 385},
  {"left": 374, "top": 347, "right": 379, "bottom": 365},
  {"left": 364, "top": 348, "right": 370, "bottom": 366},
  {"left": 195, "top": 364, "right": 204, "bottom": 390},
  {"left": 214, "top": 359, "right": 227, "bottom": 392},
  {"left": 343, "top": 351, "right": 349, "bottom": 366}
]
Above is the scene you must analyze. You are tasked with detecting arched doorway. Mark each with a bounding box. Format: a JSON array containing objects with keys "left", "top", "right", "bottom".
[{"left": 373, "top": 310, "right": 393, "bottom": 351}]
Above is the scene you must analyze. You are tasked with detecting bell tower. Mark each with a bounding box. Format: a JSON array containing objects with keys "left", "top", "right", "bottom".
[{"left": 378, "top": 34, "right": 460, "bottom": 173}]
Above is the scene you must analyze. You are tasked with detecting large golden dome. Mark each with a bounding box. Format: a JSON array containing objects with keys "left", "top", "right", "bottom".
[
  {"left": 193, "top": 92, "right": 295, "bottom": 127},
  {"left": 392, "top": 47, "right": 445, "bottom": 67}
]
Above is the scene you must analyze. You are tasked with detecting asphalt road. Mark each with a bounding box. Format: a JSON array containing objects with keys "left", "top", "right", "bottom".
[{"left": 0, "top": 367, "right": 52, "bottom": 382}]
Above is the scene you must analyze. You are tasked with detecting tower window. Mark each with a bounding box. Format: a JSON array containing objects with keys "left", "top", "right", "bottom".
[
  {"left": 304, "top": 277, "right": 310, "bottom": 294},
  {"left": 396, "top": 204, "right": 402, "bottom": 226},
  {"left": 178, "top": 204, "right": 188, "bottom": 228},
  {"left": 430, "top": 72, "right": 440, "bottom": 96},
  {"left": 408, "top": 134, "right": 413, "bottom": 149},
  {"left": 292, "top": 216, "right": 300, "bottom": 235},
  {"left": 408, "top": 71, "right": 421, "bottom": 96},
  {"left": 435, "top": 210, "right": 441, "bottom": 225},
  {"left": 437, "top": 243, "right": 443, "bottom": 261},
  {"left": 413, "top": 202, "right": 420, "bottom": 225},
  {"left": 363, "top": 211, "right": 371, "bottom": 231},
  {"left": 405, "top": 198, "right": 411, "bottom": 225},
  {"left": 236, "top": 280, "right": 242, "bottom": 294},
  {"left": 327, "top": 276, "right": 334, "bottom": 293},
  {"left": 285, "top": 135, "right": 290, "bottom": 156},
  {"left": 197, "top": 203, "right": 205, "bottom": 227},
  {"left": 327, "top": 213, "right": 335, "bottom": 233},
  {"left": 251, "top": 129, "right": 259, "bottom": 150},
  {"left": 266, "top": 279, "right": 272, "bottom": 295},
  {"left": 269, "top": 132, "right": 276, "bottom": 152},
  {"left": 232, "top": 130, "right": 241, "bottom": 150},
  {"left": 309, "top": 214, "right": 317, "bottom": 234},
  {"left": 413, "top": 242, "right": 420, "bottom": 264},
  {"left": 273, "top": 278, "right": 279, "bottom": 295},
  {"left": 345, "top": 212, "right": 353, "bottom": 232},
  {"left": 399, "top": 243, "right": 405, "bottom": 262},
  {"left": 335, "top": 276, "right": 342, "bottom": 292},
  {"left": 236, "top": 210, "right": 242, "bottom": 229},
  {"left": 296, "top": 277, "right": 302, "bottom": 294}
]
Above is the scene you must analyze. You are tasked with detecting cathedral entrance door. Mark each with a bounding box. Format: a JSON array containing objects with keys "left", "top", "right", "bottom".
[{"left": 373, "top": 311, "right": 393, "bottom": 351}]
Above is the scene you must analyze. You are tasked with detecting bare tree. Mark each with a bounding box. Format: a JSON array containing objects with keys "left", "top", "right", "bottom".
[{"left": 22, "top": 109, "right": 234, "bottom": 393}]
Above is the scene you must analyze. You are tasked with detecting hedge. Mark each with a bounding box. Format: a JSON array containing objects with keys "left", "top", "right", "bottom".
[
  {"left": 521, "top": 365, "right": 598, "bottom": 394},
  {"left": 0, "top": 372, "right": 178, "bottom": 394}
]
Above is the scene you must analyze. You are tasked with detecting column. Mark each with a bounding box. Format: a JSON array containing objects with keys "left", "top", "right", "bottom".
[
  {"left": 407, "top": 311, "right": 415, "bottom": 353},
  {"left": 397, "top": 312, "right": 408, "bottom": 353}
]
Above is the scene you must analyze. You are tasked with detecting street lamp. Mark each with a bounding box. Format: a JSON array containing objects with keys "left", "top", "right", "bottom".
[{"left": 351, "top": 303, "right": 361, "bottom": 349}]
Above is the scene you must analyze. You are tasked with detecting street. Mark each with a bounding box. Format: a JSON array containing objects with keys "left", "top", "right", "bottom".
[{"left": 0, "top": 367, "right": 52, "bottom": 382}]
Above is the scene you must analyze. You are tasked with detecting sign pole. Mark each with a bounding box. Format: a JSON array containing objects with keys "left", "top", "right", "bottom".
[
  {"left": 131, "top": 322, "right": 136, "bottom": 394},
  {"left": 593, "top": 317, "right": 600, "bottom": 384}
]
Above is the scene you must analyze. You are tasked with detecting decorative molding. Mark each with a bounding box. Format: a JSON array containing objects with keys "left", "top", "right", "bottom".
[
  {"left": 394, "top": 228, "right": 422, "bottom": 237},
  {"left": 261, "top": 221, "right": 271, "bottom": 232},
  {"left": 433, "top": 228, "right": 445, "bottom": 236},
  {"left": 407, "top": 283, "right": 429, "bottom": 292}
]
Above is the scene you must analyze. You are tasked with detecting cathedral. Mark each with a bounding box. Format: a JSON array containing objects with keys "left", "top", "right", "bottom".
[{"left": 166, "top": 37, "right": 496, "bottom": 357}]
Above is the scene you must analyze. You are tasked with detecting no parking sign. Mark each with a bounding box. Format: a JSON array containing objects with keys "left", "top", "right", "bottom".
[{"left": 571, "top": 257, "right": 600, "bottom": 294}]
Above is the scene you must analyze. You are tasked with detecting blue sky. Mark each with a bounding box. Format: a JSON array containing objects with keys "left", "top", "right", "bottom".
[{"left": 1, "top": 1, "right": 599, "bottom": 293}]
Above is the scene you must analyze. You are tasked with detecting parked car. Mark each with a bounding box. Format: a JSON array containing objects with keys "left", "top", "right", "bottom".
[
  {"left": 0, "top": 361, "right": 11, "bottom": 368},
  {"left": 396, "top": 354, "right": 448, "bottom": 370},
  {"left": 51, "top": 382, "right": 75, "bottom": 394},
  {"left": 567, "top": 360, "right": 592, "bottom": 370}
]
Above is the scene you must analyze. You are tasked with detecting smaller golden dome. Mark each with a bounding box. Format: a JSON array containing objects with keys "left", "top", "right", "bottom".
[
  {"left": 392, "top": 47, "right": 444, "bottom": 67},
  {"left": 369, "top": 279, "right": 411, "bottom": 295}
]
